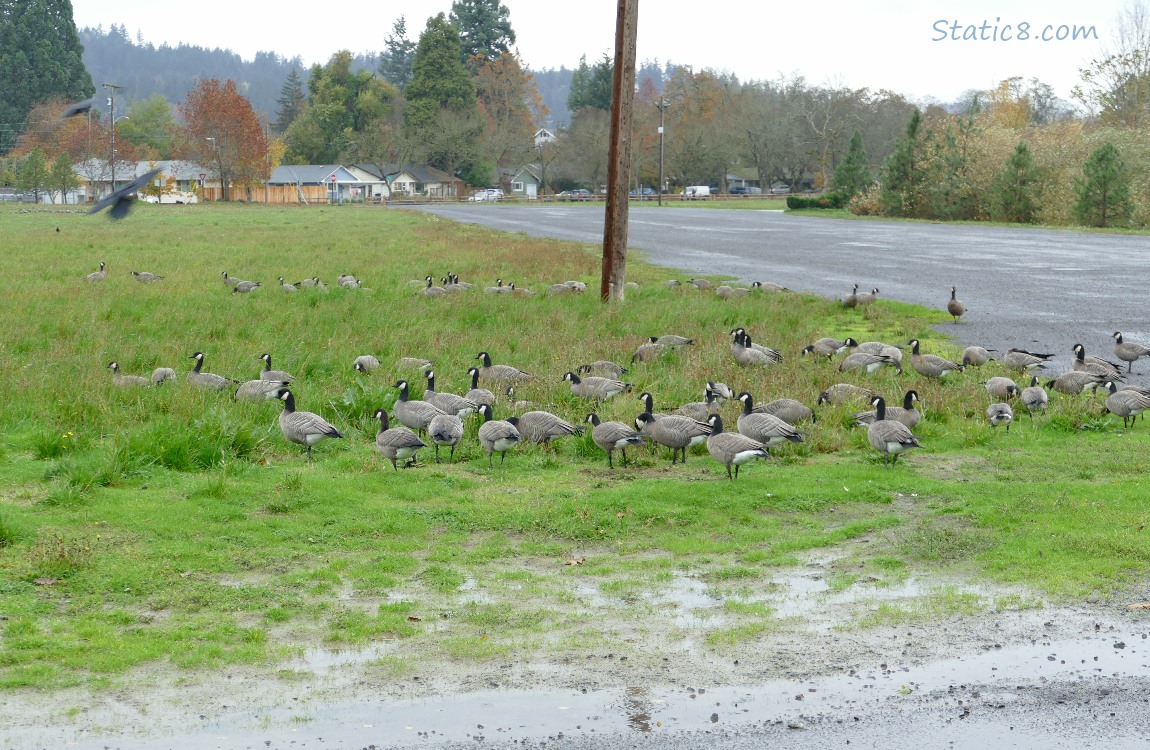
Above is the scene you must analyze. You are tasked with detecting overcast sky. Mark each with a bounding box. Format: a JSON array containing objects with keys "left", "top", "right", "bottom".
[{"left": 71, "top": 0, "right": 1128, "bottom": 104}]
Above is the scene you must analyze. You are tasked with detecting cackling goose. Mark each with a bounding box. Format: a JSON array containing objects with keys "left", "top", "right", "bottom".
[
  {"left": 108, "top": 361, "right": 149, "bottom": 387},
  {"left": 1019, "top": 376, "right": 1049, "bottom": 416},
  {"left": 947, "top": 287, "right": 965, "bottom": 322},
  {"left": 131, "top": 271, "right": 162, "bottom": 283},
  {"left": 423, "top": 371, "right": 479, "bottom": 416},
  {"left": 422, "top": 276, "right": 448, "bottom": 297},
  {"left": 865, "top": 396, "right": 922, "bottom": 468},
  {"left": 465, "top": 367, "right": 496, "bottom": 408},
  {"left": 631, "top": 339, "right": 665, "bottom": 363},
  {"left": 578, "top": 360, "right": 628, "bottom": 379},
  {"left": 516, "top": 410, "right": 580, "bottom": 444},
  {"left": 235, "top": 378, "right": 288, "bottom": 401},
  {"left": 276, "top": 389, "right": 343, "bottom": 460},
  {"left": 735, "top": 392, "right": 805, "bottom": 453},
  {"left": 86, "top": 262, "right": 106, "bottom": 282},
  {"left": 706, "top": 413, "right": 768, "bottom": 479},
  {"left": 856, "top": 287, "right": 879, "bottom": 306},
  {"left": 1047, "top": 370, "right": 1108, "bottom": 395},
  {"left": 393, "top": 380, "right": 446, "bottom": 434},
  {"left": 986, "top": 402, "right": 1014, "bottom": 431},
  {"left": 1072, "top": 344, "right": 1123, "bottom": 380},
  {"left": 477, "top": 404, "right": 521, "bottom": 466},
  {"left": 962, "top": 346, "right": 995, "bottom": 367},
  {"left": 279, "top": 277, "right": 297, "bottom": 293},
  {"left": 817, "top": 383, "right": 874, "bottom": 405},
  {"left": 427, "top": 412, "right": 464, "bottom": 463},
  {"left": 374, "top": 408, "right": 427, "bottom": 470},
  {"left": 563, "top": 371, "right": 632, "bottom": 401},
  {"left": 805, "top": 337, "right": 859, "bottom": 358},
  {"left": 1103, "top": 381, "right": 1150, "bottom": 428},
  {"left": 586, "top": 413, "right": 644, "bottom": 468},
  {"left": 675, "top": 387, "right": 721, "bottom": 422},
  {"left": 353, "top": 355, "right": 380, "bottom": 373},
  {"left": 259, "top": 353, "right": 295, "bottom": 383},
  {"left": 634, "top": 412, "right": 711, "bottom": 464},
  {"left": 838, "top": 351, "right": 901, "bottom": 375},
  {"left": 842, "top": 283, "right": 859, "bottom": 308},
  {"left": 151, "top": 367, "right": 177, "bottom": 384},
  {"left": 853, "top": 389, "right": 921, "bottom": 429},
  {"left": 1113, "top": 332, "right": 1150, "bottom": 373},
  {"left": 221, "top": 271, "right": 239, "bottom": 287},
  {"left": 232, "top": 280, "right": 261, "bottom": 294},
  {"left": 907, "top": 339, "right": 964, "bottom": 378},
  {"left": 1003, "top": 347, "right": 1054, "bottom": 372},
  {"left": 731, "top": 330, "right": 782, "bottom": 367},
  {"left": 984, "top": 377, "right": 1019, "bottom": 401},
  {"left": 476, "top": 351, "right": 532, "bottom": 387},
  {"left": 753, "top": 397, "right": 816, "bottom": 425},
  {"left": 187, "top": 352, "right": 231, "bottom": 390}
]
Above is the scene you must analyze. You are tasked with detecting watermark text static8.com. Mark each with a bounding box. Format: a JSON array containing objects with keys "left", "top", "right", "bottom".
[{"left": 932, "top": 19, "right": 1098, "bottom": 42}]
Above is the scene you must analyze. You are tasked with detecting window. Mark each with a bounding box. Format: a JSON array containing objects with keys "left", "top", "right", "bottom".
[{"left": 512, "top": 182, "right": 524, "bottom": 192}]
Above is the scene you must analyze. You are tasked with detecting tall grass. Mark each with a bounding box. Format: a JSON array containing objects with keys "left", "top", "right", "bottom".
[{"left": 0, "top": 202, "right": 1148, "bottom": 691}]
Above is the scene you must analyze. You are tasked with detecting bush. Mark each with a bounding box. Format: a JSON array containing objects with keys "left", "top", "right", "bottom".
[{"left": 786, "top": 193, "right": 847, "bottom": 210}]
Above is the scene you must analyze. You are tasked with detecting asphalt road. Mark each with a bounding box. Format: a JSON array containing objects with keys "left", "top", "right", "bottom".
[{"left": 412, "top": 204, "right": 1150, "bottom": 384}]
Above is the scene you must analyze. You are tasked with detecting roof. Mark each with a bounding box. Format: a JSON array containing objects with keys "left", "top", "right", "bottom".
[
  {"left": 377, "top": 164, "right": 460, "bottom": 184},
  {"left": 268, "top": 165, "right": 359, "bottom": 184},
  {"left": 512, "top": 164, "right": 542, "bottom": 182}
]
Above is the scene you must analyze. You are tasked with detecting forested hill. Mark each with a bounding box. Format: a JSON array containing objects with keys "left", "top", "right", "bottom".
[{"left": 78, "top": 25, "right": 578, "bottom": 126}]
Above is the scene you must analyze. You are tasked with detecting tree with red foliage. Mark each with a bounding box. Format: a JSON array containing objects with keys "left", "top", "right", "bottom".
[{"left": 180, "top": 79, "right": 268, "bottom": 200}]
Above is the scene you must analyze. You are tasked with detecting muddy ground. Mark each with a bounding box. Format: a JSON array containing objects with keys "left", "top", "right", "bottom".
[{"left": 4, "top": 548, "right": 1149, "bottom": 750}]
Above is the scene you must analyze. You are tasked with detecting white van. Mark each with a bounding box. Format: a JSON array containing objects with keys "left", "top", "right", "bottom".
[{"left": 682, "top": 185, "right": 711, "bottom": 200}]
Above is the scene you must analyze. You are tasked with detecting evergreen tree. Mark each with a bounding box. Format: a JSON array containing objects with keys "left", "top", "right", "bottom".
[
  {"left": 1073, "top": 142, "right": 1133, "bottom": 227},
  {"left": 0, "top": 0, "right": 95, "bottom": 154},
  {"left": 449, "top": 0, "right": 515, "bottom": 63},
  {"left": 274, "top": 69, "right": 306, "bottom": 134},
  {"left": 924, "top": 116, "right": 980, "bottom": 221},
  {"left": 405, "top": 14, "right": 477, "bottom": 136},
  {"left": 880, "top": 109, "right": 925, "bottom": 217},
  {"left": 832, "top": 130, "right": 870, "bottom": 201},
  {"left": 378, "top": 16, "right": 416, "bottom": 90},
  {"left": 989, "top": 142, "right": 1043, "bottom": 223},
  {"left": 567, "top": 54, "right": 613, "bottom": 112},
  {"left": 17, "top": 147, "right": 49, "bottom": 202}
]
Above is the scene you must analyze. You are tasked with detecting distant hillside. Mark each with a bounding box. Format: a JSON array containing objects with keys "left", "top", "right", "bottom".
[
  {"left": 78, "top": 25, "right": 578, "bottom": 127},
  {"left": 79, "top": 25, "right": 306, "bottom": 118}
]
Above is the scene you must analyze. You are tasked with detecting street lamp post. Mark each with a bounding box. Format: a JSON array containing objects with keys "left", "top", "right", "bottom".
[
  {"left": 656, "top": 96, "right": 669, "bottom": 207},
  {"left": 103, "top": 83, "right": 121, "bottom": 197}
]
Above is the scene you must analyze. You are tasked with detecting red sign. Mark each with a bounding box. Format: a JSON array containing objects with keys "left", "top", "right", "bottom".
[
  {"left": 199, "top": 173, "right": 205, "bottom": 181},
  {"left": 330, "top": 174, "right": 336, "bottom": 182}
]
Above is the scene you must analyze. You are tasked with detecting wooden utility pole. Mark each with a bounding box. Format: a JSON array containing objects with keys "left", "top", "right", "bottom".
[{"left": 600, "top": 0, "right": 639, "bottom": 302}]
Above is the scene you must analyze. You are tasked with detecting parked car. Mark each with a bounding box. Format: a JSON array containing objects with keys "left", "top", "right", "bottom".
[
  {"left": 769, "top": 183, "right": 791, "bottom": 195},
  {"left": 468, "top": 188, "right": 504, "bottom": 202},
  {"left": 729, "top": 186, "right": 749, "bottom": 195},
  {"left": 558, "top": 189, "right": 592, "bottom": 201},
  {"left": 629, "top": 186, "right": 656, "bottom": 197},
  {"left": 682, "top": 185, "right": 711, "bottom": 200}
]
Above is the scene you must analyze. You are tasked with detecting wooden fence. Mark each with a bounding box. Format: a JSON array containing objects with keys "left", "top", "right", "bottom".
[{"left": 198, "top": 185, "right": 330, "bottom": 204}]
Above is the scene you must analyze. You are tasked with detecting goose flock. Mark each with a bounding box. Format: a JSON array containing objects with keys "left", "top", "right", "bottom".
[{"left": 96, "top": 266, "right": 1150, "bottom": 478}]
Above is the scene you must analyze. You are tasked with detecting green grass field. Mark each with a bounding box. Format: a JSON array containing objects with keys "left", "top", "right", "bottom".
[{"left": 0, "top": 202, "right": 1147, "bottom": 691}]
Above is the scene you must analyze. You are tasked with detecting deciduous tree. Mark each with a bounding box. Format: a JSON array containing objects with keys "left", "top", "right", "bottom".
[
  {"left": 17, "top": 147, "right": 49, "bottom": 202},
  {"left": 115, "top": 94, "right": 176, "bottom": 159},
  {"left": 179, "top": 78, "right": 268, "bottom": 201},
  {"left": 472, "top": 52, "right": 546, "bottom": 173},
  {"left": 49, "top": 150, "right": 78, "bottom": 203},
  {"left": 1074, "top": 142, "right": 1133, "bottom": 226},
  {"left": 0, "top": 0, "right": 95, "bottom": 154}
]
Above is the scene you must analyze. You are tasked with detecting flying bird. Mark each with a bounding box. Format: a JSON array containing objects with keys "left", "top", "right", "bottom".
[{"left": 89, "top": 168, "right": 161, "bottom": 220}]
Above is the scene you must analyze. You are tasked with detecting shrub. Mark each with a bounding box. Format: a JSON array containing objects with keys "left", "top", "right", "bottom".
[{"left": 786, "top": 194, "right": 847, "bottom": 210}]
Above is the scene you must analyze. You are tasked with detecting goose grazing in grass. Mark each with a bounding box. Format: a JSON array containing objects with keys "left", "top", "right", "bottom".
[
  {"left": 706, "top": 414, "right": 768, "bottom": 480},
  {"left": 187, "top": 352, "right": 232, "bottom": 390},
  {"left": 1112, "top": 332, "right": 1150, "bottom": 374},
  {"left": 151, "top": 367, "right": 177, "bottom": 385},
  {"left": 675, "top": 387, "right": 721, "bottom": 422},
  {"left": 735, "top": 392, "right": 805, "bottom": 453},
  {"left": 856, "top": 287, "right": 879, "bottom": 306},
  {"left": 816, "top": 383, "right": 874, "bottom": 406},
  {"left": 1046, "top": 370, "right": 1107, "bottom": 395},
  {"left": 475, "top": 351, "right": 532, "bottom": 387},
  {"left": 984, "top": 377, "right": 1019, "bottom": 401},
  {"left": 842, "top": 283, "right": 859, "bottom": 308},
  {"left": 730, "top": 328, "right": 783, "bottom": 363},
  {"left": 259, "top": 353, "right": 294, "bottom": 383},
  {"left": 275, "top": 389, "right": 343, "bottom": 461},
  {"left": 587, "top": 413, "right": 644, "bottom": 468},
  {"left": 131, "top": 271, "right": 162, "bottom": 283},
  {"left": 422, "top": 276, "right": 447, "bottom": 297},
  {"left": 234, "top": 378, "right": 289, "bottom": 402},
  {"left": 221, "top": 271, "right": 240, "bottom": 287},
  {"left": 1002, "top": 348, "right": 1055, "bottom": 372},
  {"left": 232, "top": 280, "right": 261, "bottom": 294},
  {"left": 753, "top": 397, "right": 816, "bottom": 425},
  {"left": 731, "top": 330, "right": 782, "bottom": 367},
  {"left": 1019, "top": 376, "right": 1049, "bottom": 417},
  {"left": 804, "top": 337, "right": 858, "bottom": 358},
  {"left": 563, "top": 371, "right": 632, "bottom": 401},
  {"left": 986, "top": 402, "right": 1014, "bottom": 432},
  {"left": 427, "top": 412, "right": 464, "bottom": 464},
  {"left": 961, "top": 346, "right": 995, "bottom": 367},
  {"left": 634, "top": 412, "right": 711, "bottom": 465},
  {"left": 578, "top": 360, "right": 628, "bottom": 379},
  {"left": 838, "top": 351, "right": 900, "bottom": 375},
  {"left": 630, "top": 339, "right": 665, "bottom": 363},
  {"left": 865, "top": 396, "right": 922, "bottom": 468},
  {"left": 1103, "top": 381, "right": 1150, "bottom": 428},
  {"left": 477, "top": 404, "right": 521, "bottom": 466},
  {"left": 947, "top": 286, "right": 965, "bottom": 322},
  {"left": 86, "top": 262, "right": 106, "bottom": 281},
  {"left": 374, "top": 408, "right": 426, "bottom": 470},
  {"left": 515, "top": 410, "right": 580, "bottom": 445},
  {"left": 353, "top": 355, "right": 380, "bottom": 373},
  {"left": 108, "top": 361, "right": 149, "bottom": 387},
  {"left": 279, "top": 277, "right": 297, "bottom": 293}
]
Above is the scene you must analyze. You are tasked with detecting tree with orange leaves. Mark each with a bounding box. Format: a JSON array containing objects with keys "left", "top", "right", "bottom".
[
  {"left": 471, "top": 52, "right": 546, "bottom": 174},
  {"left": 179, "top": 79, "right": 268, "bottom": 201}
]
